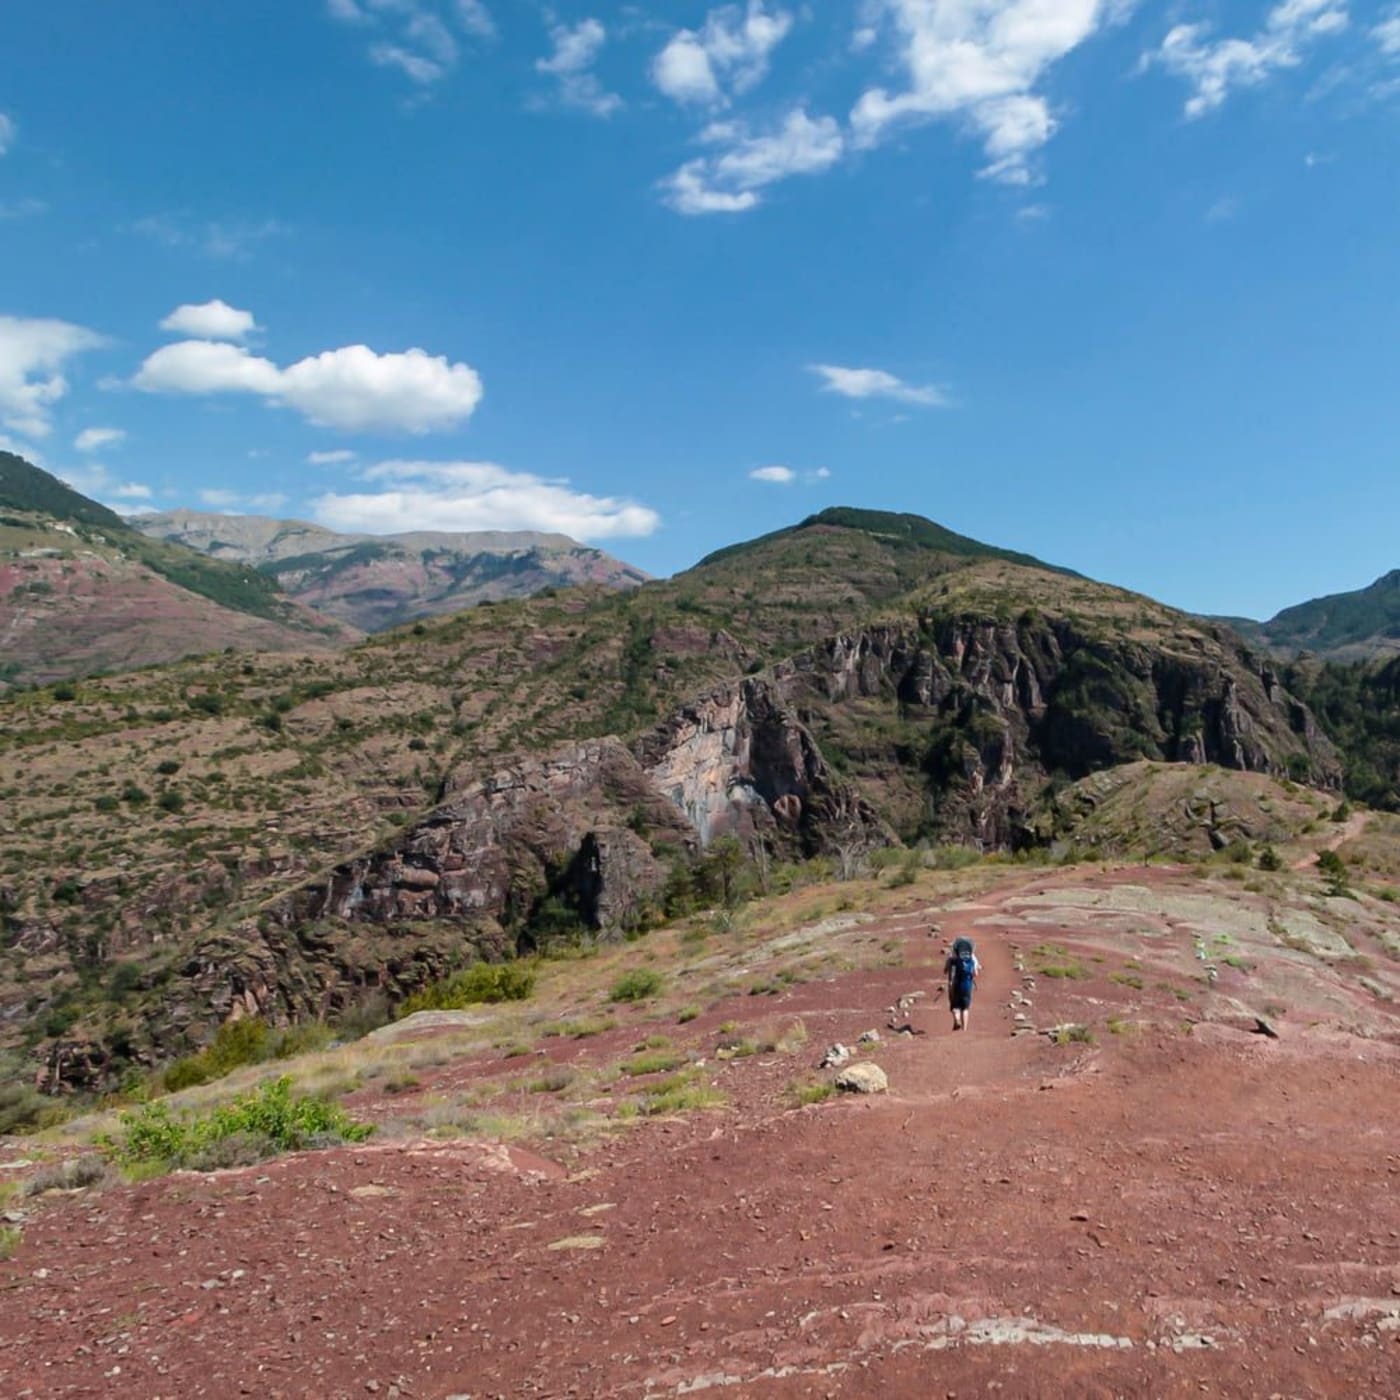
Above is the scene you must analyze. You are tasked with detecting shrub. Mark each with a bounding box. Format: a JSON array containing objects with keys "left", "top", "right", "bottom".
[
  {"left": 1257, "top": 845, "right": 1283, "bottom": 872},
  {"left": 156, "top": 759, "right": 181, "bottom": 776},
  {"left": 101, "top": 1076, "right": 372, "bottom": 1173},
  {"left": 0, "top": 1226, "right": 19, "bottom": 1260},
  {"left": 609, "top": 968, "right": 662, "bottom": 1003},
  {"left": 121, "top": 783, "right": 149, "bottom": 806},
  {"left": 157, "top": 790, "right": 184, "bottom": 814},
  {"left": 24, "top": 1154, "right": 108, "bottom": 1196},
  {"left": 396, "top": 961, "right": 536, "bottom": 1018},
  {"left": 788, "top": 1080, "right": 835, "bottom": 1107},
  {"left": 163, "top": 1017, "right": 271, "bottom": 1091}
]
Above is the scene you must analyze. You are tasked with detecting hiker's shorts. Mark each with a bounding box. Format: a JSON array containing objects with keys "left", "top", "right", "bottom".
[{"left": 949, "top": 984, "right": 973, "bottom": 1011}]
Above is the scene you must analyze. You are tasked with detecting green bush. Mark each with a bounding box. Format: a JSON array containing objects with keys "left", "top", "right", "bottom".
[
  {"left": 102, "top": 1076, "right": 371, "bottom": 1172},
  {"left": 396, "top": 961, "right": 536, "bottom": 1018},
  {"left": 609, "top": 968, "right": 663, "bottom": 1003},
  {"left": 1257, "top": 845, "right": 1283, "bottom": 872}
]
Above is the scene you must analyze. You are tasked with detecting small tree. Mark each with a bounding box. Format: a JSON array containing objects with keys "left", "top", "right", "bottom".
[{"left": 1317, "top": 849, "right": 1350, "bottom": 897}]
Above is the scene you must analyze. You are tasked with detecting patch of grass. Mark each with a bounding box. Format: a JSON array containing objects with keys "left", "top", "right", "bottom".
[
  {"left": 398, "top": 961, "right": 536, "bottom": 1017},
  {"left": 609, "top": 969, "right": 663, "bottom": 1003},
  {"left": 676, "top": 1004, "right": 701, "bottom": 1024},
  {"left": 0, "top": 1226, "right": 20, "bottom": 1261},
  {"left": 623, "top": 1049, "right": 688, "bottom": 1077},
  {"left": 1105, "top": 1017, "right": 1137, "bottom": 1037},
  {"left": 526, "top": 1066, "right": 578, "bottom": 1094},
  {"left": 641, "top": 1072, "right": 726, "bottom": 1116},
  {"left": 787, "top": 1079, "right": 835, "bottom": 1107},
  {"left": 542, "top": 1014, "right": 617, "bottom": 1039},
  {"left": 1039, "top": 963, "right": 1090, "bottom": 980},
  {"left": 759, "top": 1018, "right": 808, "bottom": 1054},
  {"left": 1051, "top": 1024, "right": 1096, "bottom": 1046},
  {"left": 1221, "top": 955, "right": 1252, "bottom": 971},
  {"left": 1109, "top": 972, "right": 1144, "bottom": 989},
  {"left": 100, "top": 1076, "right": 372, "bottom": 1175}
]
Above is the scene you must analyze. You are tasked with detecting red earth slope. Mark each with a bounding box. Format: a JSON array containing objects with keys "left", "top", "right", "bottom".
[{"left": 2, "top": 866, "right": 1398, "bottom": 1397}]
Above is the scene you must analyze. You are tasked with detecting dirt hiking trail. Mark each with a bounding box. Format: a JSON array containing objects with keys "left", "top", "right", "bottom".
[{"left": 3, "top": 864, "right": 1400, "bottom": 1397}]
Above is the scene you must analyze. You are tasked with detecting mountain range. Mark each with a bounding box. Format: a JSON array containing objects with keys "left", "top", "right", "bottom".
[
  {"left": 4, "top": 482, "right": 1373, "bottom": 1093},
  {"left": 1220, "top": 569, "right": 1400, "bottom": 662},
  {"left": 126, "top": 509, "right": 649, "bottom": 633}
]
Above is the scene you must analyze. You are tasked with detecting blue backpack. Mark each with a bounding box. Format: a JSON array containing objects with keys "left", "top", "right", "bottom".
[{"left": 952, "top": 940, "right": 976, "bottom": 994}]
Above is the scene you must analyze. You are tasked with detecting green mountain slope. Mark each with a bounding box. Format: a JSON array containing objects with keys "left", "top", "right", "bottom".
[
  {"left": 1216, "top": 570, "right": 1400, "bottom": 662},
  {"left": 0, "top": 452, "right": 299, "bottom": 624},
  {"left": 698, "top": 506, "right": 1074, "bottom": 576}
]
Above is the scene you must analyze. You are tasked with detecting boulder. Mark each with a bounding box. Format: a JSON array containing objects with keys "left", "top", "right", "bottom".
[{"left": 835, "top": 1062, "right": 888, "bottom": 1094}]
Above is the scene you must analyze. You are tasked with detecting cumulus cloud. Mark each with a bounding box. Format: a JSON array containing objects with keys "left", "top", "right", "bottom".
[
  {"left": 662, "top": 109, "right": 844, "bottom": 214},
  {"left": 328, "top": 0, "right": 494, "bottom": 85},
  {"left": 536, "top": 18, "right": 623, "bottom": 116},
  {"left": 133, "top": 339, "right": 483, "bottom": 434},
  {"left": 809, "top": 363, "right": 950, "bottom": 407},
  {"left": 1149, "top": 0, "right": 1349, "bottom": 118},
  {"left": 849, "top": 0, "right": 1114, "bottom": 185},
  {"left": 0, "top": 113, "right": 15, "bottom": 156},
  {"left": 59, "top": 461, "right": 153, "bottom": 507},
  {"left": 0, "top": 315, "right": 107, "bottom": 439},
  {"left": 652, "top": 3, "right": 794, "bottom": 107},
  {"left": 309, "top": 448, "right": 358, "bottom": 464},
  {"left": 75, "top": 426, "right": 126, "bottom": 453},
  {"left": 312, "top": 460, "right": 660, "bottom": 540},
  {"left": 159, "top": 299, "right": 259, "bottom": 341},
  {"left": 750, "top": 464, "right": 796, "bottom": 483}
]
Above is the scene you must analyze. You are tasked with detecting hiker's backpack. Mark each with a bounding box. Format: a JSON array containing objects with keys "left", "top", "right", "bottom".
[{"left": 951, "top": 940, "right": 976, "bottom": 994}]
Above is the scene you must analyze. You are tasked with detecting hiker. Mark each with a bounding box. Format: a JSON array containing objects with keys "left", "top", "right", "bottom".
[{"left": 944, "top": 936, "right": 980, "bottom": 1032}]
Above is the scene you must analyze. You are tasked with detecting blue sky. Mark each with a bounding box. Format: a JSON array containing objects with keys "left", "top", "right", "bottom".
[{"left": 1, "top": 1, "right": 1398, "bottom": 619}]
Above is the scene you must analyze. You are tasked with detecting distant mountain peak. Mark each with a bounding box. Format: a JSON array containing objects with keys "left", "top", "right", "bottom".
[{"left": 697, "top": 503, "right": 1073, "bottom": 576}]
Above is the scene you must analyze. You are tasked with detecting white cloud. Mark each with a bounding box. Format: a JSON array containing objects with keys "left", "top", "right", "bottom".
[
  {"left": 652, "top": 3, "right": 794, "bottom": 107},
  {"left": 1378, "top": 10, "right": 1400, "bottom": 55},
  {"left": 329, "top": 0, "right": 494, "bottom": 85},
  {"left": 810, "top": 466, "right": 832, "bottom": 480},
  {"left": 455, "top": 1, "right": 495, "bottom": 40},
  {"left": 750, "top": 464, "right": 796, "bottom": 483},
  {"left": 309, "top": 448, "right": 358, "bottom": 464},
  {"left": 849, "top": 0, "right": 1114, "bottom": 185},
  {"left": 0, "top": 113, "right": 15, "bottom": 156},
  {"left": 536, "top": 18, "right": 623, "bottom": 117},
  {"left": 662, "top": 109, "right": 844, "bottom": 214},
  {"left": 312, "top": 460, "right": 660, "bottom": 540},
  {"left": 59, "top": 461, "right": 154, "bottom": 506},
  {"left": 809, "top": 363, "right": 950, "bottom": 407},
  {"left": 0, "top": 197, "right": 45, "bottom": 220},
  {"left": 194, "top": 487, "right": 287, "bottom": 513},
  {"left": 159, "top": 299, "right": 259, "bottom": 341},
  {"left": 130, "top": 214, "right": 286, "bottom": 261},
  {"left": 75, "top": 426, "right": 126, "bottom": 453},
  {"left": 0, "top": 315, "right": 107, "bottom": 439},
  {"left": 133, "top": 340, "right": 483, "bottom": 434},
  {"left": 1149, "top": 0, "right": 1349, "bottom": 118}
]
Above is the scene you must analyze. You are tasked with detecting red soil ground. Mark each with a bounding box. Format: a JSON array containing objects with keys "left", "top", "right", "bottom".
[{"left": 3, "top": 868, "right": 1399, "bottom": 1398}]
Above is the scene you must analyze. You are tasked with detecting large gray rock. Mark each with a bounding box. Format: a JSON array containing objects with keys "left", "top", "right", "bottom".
[{"left": 835, "top": 1063, "right": 888, "bottom": 1094}]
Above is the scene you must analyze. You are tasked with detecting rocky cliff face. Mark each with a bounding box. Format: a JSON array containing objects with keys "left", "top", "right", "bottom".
[{"left": 779, "top": 612, "right": 1340, "bottom": 847}]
